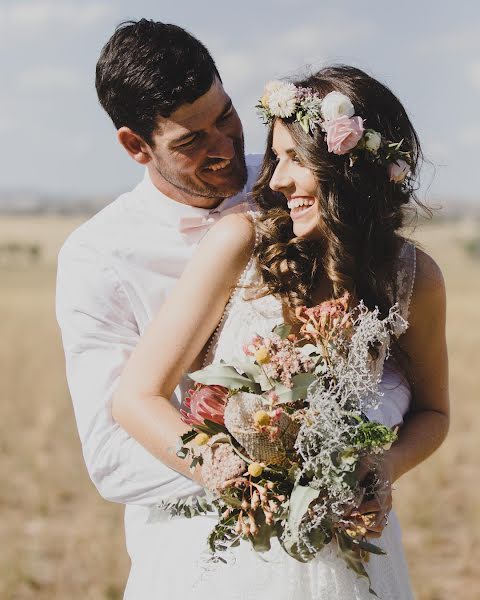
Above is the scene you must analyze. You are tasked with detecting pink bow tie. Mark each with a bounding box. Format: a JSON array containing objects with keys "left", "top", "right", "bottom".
[
  {"left": 178, "top": 202, "right": 249, "bottom": 235},
  {"left": 178, "top": 212, "right": 221, "bottom": 234}
]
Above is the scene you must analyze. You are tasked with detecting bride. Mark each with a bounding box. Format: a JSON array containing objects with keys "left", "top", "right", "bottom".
[{"left": 112, "top": 65, "right": 449, "bottom": 599}]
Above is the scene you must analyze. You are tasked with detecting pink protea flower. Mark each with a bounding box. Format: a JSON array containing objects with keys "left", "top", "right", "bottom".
[{"left": 180, "top": 384, "right": 228, "bottom": 427}]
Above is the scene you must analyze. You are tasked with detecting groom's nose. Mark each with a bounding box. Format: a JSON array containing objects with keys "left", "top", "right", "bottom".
[{"left": 206, "top": 130, "right": 235, "bottom": 161}]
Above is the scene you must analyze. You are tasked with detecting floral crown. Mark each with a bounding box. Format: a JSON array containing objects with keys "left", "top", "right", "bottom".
[{"left": 257, "top": 80, "right": 412, "bottom": 183}]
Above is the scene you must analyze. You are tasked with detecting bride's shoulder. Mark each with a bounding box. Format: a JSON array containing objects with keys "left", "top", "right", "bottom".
[
  {"left": 203, "top": 212, "right": 256, "bottom": 253},
  {"left": 408, "top": 245, "right": 446, "bottom": 326}
]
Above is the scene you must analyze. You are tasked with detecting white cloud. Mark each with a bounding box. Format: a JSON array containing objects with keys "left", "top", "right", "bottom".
[
  {"left": 16, "top": 66, "right": 83, "bottom": 92},
  {"left": 0, "top": 1, "right": 113, "bottom": 33}
]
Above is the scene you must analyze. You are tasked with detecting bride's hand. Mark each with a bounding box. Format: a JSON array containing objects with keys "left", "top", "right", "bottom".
[{"left": 348, "top": 453, "right": 394, "bottom": 538}]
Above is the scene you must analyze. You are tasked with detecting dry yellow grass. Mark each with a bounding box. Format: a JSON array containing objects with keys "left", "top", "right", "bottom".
[{"left": 0, "top": 215, "right": 478, "bottom": 599}]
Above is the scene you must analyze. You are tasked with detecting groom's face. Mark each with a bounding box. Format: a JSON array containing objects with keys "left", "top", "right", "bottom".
[{"left": 148, "top": 78, "right": 247, "bottom": 208}]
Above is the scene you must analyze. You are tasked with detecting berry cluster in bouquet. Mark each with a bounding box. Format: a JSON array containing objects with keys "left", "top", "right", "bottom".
[{"left": 153, "top": 293, "right": 404, "bottom": 592}]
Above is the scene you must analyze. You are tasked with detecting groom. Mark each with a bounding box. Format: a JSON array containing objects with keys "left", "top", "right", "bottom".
[{"left": 56, "top": 19, "right": 261, "bottom": 593}]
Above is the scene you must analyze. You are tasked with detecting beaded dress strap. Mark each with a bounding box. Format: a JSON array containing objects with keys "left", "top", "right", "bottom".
[
  {"left": 201, "top": 210, "right": 260, "bottom": 368},
  {"left": 395, "top": 240, "right": 417, "bottom": 322}
]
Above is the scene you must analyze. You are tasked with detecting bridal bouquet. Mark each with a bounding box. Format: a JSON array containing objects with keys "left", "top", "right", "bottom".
[{"left": 152, "top": 293, "right": 404, "bottom": 591}]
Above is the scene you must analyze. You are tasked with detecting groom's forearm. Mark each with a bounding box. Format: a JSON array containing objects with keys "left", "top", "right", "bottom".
[
  {"left": 111, "top": 390, "right": 205, "bottom": 485},
  {"left": 86, "top": 421, "right": 204, "bottom": 505}
]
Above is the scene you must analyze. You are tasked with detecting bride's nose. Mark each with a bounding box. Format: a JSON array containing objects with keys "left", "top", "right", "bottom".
[{"left": 269, "top": 160, "right": 294, "bottom": 194}]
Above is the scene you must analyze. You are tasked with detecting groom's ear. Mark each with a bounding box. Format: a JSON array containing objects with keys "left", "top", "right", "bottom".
[{"left": 117, "top": 127, "right": 152, "bottom": 165}]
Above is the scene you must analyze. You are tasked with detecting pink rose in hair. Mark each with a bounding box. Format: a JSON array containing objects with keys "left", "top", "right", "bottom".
[
  {"left": 388, "top": 159, "right": 410, "bottom": 183},
  {"left": 323, "top": 115, "right": 364, "bottom": 155}
]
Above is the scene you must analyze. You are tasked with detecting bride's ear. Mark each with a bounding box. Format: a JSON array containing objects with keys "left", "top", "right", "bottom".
[{"left": 117, "top": 127, "right": 151, "bottom": 165}]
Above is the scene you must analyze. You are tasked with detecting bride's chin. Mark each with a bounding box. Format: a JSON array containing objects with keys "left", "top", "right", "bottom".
[{"left": 292, "top": 220, "right": 322, "bottom": 241}]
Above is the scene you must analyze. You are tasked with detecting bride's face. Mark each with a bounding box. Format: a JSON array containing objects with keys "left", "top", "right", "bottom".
[{"left": 269, "top": 122, "right": 322, "bottom": 240}]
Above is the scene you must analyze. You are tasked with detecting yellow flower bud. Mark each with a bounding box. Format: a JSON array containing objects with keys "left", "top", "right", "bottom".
[
  {"left": 193, "top": 433, "right": 210, "bottom": 446},
  {"left": 254, "top": 410, "right": 271, "bottom": 426},
  {"left": 345, "top": 528, "right": 357, "bottom": 538},
  {"left": 248, "top": 462, "right": 264, "bottom": 477},
  {"left": 255, "top": 347, "right": 270, "bottom": 364}
]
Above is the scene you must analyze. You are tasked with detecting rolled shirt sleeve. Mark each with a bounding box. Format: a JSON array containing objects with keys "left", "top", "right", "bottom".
[{"left": 56, "top": 239, "right": 203, "bottom": 505}]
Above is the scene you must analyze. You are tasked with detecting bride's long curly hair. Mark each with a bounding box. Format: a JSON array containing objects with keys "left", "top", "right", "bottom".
[{"left": 252, "top": 66, "right": 430, "bottom": 372}]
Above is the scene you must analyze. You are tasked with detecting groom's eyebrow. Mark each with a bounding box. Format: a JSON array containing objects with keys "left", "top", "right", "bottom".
[{"left": 170, "top": 99, "right": 234, "bottom": 146}]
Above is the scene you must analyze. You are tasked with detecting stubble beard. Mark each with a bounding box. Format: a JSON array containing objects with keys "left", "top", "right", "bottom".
[{"left": 154, "top": 138, "right": 248, "bottom": 202}]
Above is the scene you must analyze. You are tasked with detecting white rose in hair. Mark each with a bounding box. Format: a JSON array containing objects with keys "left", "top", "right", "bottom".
[
  {"left": 320, "top": 91, "right": 355, "bottom": 121},
  {"left": 364, "top": 130, "right": 382, "bottom": 153}
]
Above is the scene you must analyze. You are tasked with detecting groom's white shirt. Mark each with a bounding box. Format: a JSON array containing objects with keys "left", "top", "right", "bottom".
[{"left": 56, "top": 155, "right": 261, "bottom": 510}]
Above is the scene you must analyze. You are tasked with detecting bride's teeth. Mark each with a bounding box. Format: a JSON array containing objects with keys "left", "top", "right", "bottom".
[{"left": 287, "top": 198, "right": 315, "bottom": 210}]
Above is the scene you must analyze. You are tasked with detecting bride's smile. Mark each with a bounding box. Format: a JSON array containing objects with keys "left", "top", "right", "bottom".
[{"left": 269, "top": 121, "right": 322, "bottom": 239}]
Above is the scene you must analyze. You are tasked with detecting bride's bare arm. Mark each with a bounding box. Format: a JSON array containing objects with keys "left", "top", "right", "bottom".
[
  {"left": 386, "top": 247, "right": 450, "bottom": 482},
  {"left": 354, "top": 248, "right": 449, "bottom": 536},
  {"left": 111, "top": 213, "right": 255, "bottom": 483}
]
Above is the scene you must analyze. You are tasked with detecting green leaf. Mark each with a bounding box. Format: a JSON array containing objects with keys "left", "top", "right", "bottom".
[
  {"left": 180, "top": 429, "right": 198, "bottom": 445},
  {"left": 287, "top": 484, "right": 320, "bottom": 533},
  {"left": 272, "top": 322, "right": 292, "bottom": 340},
  {"left": 335, "top": 531, "right": 379, "bottom": 597},
  {"left": 300, "top": 118, "right": 310, "bottom": 133},
  {"left": 275, "top": 372, "right": 316, "bottom": 403},
  {"left": 352, "top": 538, "right": 387, "bottom": 555},
  {"left": 232, "top": 360, "right": 263, "bottom": 382},
  {"left": 308, "top": 526, "right": 326, "bottom": 551},
  {"left": 189, "top": 364, "right": 258, "bottom": 391},
  {"left": 202, "top": 419, "right": 229, "bottom": 434}
]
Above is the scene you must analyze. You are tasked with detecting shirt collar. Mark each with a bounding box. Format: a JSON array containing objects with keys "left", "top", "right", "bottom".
[{"left": 135, "top": 168, "right": 248, "bottom": 227}]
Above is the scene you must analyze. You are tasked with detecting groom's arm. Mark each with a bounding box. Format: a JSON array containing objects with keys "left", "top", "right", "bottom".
[{"left": 56, "top": 239, "right": 203, "bottom": 505}]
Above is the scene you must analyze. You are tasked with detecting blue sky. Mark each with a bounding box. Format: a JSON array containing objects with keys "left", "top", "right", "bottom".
[{"left": 1, "top": 0, "right": 479, "bottom": 207}]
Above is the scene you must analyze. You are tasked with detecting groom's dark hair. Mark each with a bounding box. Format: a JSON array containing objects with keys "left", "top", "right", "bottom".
[{"left": 95, "top": 20, "right": 221, "bottom": 144}]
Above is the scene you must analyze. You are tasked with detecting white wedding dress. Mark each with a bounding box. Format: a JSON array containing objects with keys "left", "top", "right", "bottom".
[{"left": 133, "top": 220, "right": 417, "bottom": 600}]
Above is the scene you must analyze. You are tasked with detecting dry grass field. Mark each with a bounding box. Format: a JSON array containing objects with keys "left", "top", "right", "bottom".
[{"left": 0, "top": 214, "right": 479, "bottom": 599}]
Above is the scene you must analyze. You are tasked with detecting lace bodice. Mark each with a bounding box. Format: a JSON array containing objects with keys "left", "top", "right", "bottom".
[{"left": 203, "top": 215, "right": 417, "bottom": 428}]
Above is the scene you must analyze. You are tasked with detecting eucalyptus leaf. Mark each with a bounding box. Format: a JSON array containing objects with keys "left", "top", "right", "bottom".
[
  {"left": 189, "top": 364, "right": 258, "bottom": 391},
  {"left": 287, "top": 484, "right": 320, "bottom": 531},
  {"left": 275, "top": 372, "right": 316, "bottom": 403},
  {"left": 233, "top": 360, "right": 263, "bottom": 383},
  {"left": 272, "top": 322, "right": 292, "bottom": 340}
]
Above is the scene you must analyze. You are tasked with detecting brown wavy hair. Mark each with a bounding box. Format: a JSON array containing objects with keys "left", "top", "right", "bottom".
[{"left": 252, "top": 65, "right": 430, "bottom": 323}]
